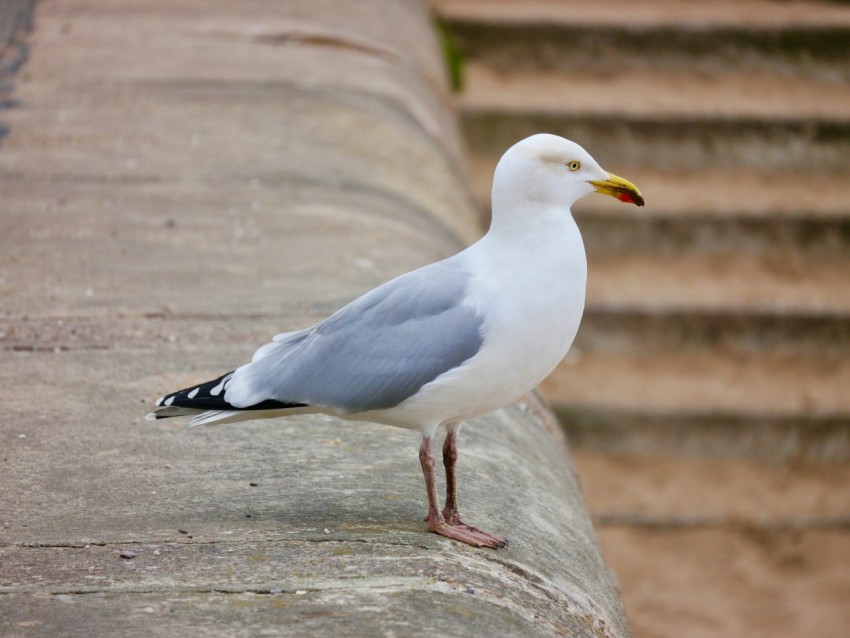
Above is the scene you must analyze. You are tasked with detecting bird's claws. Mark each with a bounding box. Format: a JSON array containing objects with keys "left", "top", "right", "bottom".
[
  {"left": 424, "top": 513, "right": 508, "bottom": 549},
  {"left": 442, "top": 508, "right": 509, "bottom": 547}
]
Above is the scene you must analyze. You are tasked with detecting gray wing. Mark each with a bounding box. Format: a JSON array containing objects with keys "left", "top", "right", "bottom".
[{"left": 223, "top": 259, "right": 484, "bottom": 412}]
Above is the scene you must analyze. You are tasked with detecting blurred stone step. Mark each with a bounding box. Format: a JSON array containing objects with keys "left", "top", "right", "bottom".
[
  {"left": 577, "top": 309, "right": 850, "bottom": 356},
  {"left": 540, "top": 349, "right": 850, "bottom": 460},
  {"left": 573, "top": 448, "right": 850, "bottom": 525},
  {"left": 432, "top": 0, "right": 850, "bottom": 30},
  {"left": 460, "top": 64, "right": 850, "bottom": 122},
  {"left": 461, "top": 108, "right": 850, "bottom": 171},
  {"left": 457, "top": 62, "right": 850, "bottom": 170},
  {"left": 559, "top": 407, "right": 850, "bottom": 461},
  {"left": 577, "top": 214, "right": 850, "bottom": 259},
  {"left": 597, "top": 525, "right": 850, "bottom": 637},
  {"left": 544, "top": 349, "right": 850, "bottom": 418},
  {"left": 586, "top": 253, "right": 850, "bottom": 315},
  {"left": 433, "top": 0, "right": 850, "bottom": 81},
  {"left": 439, "top": 0, "right": 850, "bottom": 170},
  {"left": 579, "top": 255, "right": 850, "bottom": 357},
  {"left": 574, "top": 447, "right": 850, "bottom": 634}
]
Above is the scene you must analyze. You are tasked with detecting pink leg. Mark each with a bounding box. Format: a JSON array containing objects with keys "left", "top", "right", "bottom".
[
  {"left": 419, "top": 436, "right": 505, "bottom": 548},
  {"left": 440, "top": 428, "right": 508, "bottom": 547},
  {"left": 442, "top": 428, "right": 460, "bottom": 519}
]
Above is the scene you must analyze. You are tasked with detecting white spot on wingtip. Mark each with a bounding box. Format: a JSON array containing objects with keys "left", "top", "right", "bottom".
[
  {"left": 187, "top": 388, "right": 199, "bottom": 399},
  {"left": 164, "top": 396, "right": 175, "bottom": 406},
  {"left": 210, "top": 373, "right": 233, "bottom": 397},
  {"left": 156, "top": 396, "right": 165, "bottom": 406}
]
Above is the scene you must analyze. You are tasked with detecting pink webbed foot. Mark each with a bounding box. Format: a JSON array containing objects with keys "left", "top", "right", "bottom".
[
  {"left": 424, "top": 513, "right": 507, "bottom": 549},
  {"left": 442, "top": 508, "right": 508, "bottom": 548}
]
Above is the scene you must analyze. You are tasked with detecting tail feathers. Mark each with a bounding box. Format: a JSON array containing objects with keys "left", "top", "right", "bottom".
[
  {"left": 147, "top": 370, "right": 308, "bottom": 423},
  {"left": 145, "top": 405, "right": 203, "bottom": 421},
  {"left": 188, "top": 409, "right": 288, "bottom": 427}
]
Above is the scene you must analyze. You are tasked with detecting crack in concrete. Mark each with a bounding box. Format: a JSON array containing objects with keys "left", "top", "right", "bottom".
[
  {"left": 4, "top": 535, "right": 435, "bottom": 551},
  {"left": 0, "top": 576, "right": 426, "bottom": 597}
]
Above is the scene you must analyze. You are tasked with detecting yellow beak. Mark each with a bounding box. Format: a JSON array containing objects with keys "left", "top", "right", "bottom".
[{"left": 589, "top": 173, "right": 645, "bottom": 206}]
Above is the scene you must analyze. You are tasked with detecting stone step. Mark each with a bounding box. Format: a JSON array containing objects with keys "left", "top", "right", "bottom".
[
  {"left": 577, "top": 309, "right": 849, "bottom": 355},
  {"left": 461, "top": 107, "right": 850, "bottom": 171},
  {"left": 580, "top": 251, "right": 850, "bottom": 354},
  {"left": 432, "top": 0, "right": 850, "bottom": 30},
  {"left": 540, "top": 348, "right": 850, "bottom": 460},
  {"left": 458, "top": 71, "right": 850, "bottom": 171},
  {"left": 433, "top": 0, "right": 850, "bottom": 81},
  {"left": 574, "top": 449, "right": 850, "bottom": 527},
  {"left": 579, "top": 273, "right": 850, "bottom": 358},
  {"left": 460, "top": 64, "right": 850, "bottom": 122},
  {"left": 545, "top": 348, "right": 850, "bottom": 418},
  {"left": 571, "top": 449, "right": 850, "bottom": 635},
  {"left": 458, "top": 63, "right": 850, "bottom": 169},
  {"left": 578, "top": 214, "right": 850, "bottom": 260},
  {"left": 558, "top": 406, "right": 849, "bottom": 461},
  {"left": 587, "top": 253, "right": 850, "bottom": 315},
  {"left": 441, "top": 1, "right": 850, "bottom": 170}
]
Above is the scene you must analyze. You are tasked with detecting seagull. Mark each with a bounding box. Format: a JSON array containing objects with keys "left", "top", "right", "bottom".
[{"left": 147, "top": 134, "right": 644, "bottom": 548}]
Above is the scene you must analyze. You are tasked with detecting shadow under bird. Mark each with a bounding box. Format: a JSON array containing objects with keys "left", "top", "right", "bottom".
[{"left": 147, "top": 133, "right": 644, "bottom": 548}]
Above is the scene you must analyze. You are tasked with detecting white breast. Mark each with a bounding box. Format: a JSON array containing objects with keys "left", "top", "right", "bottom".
[{"left": 376, "top": 206, "right": 587, "bottom": 433}]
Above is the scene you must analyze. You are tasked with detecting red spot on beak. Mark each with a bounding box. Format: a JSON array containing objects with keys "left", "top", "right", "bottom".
[{"left": 617, "top": 193, "right": 634, "bottom": 203}]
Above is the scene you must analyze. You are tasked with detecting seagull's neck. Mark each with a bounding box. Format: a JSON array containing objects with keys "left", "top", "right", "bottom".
[
  {"left": 481, "top": 200, "right": 584, "bottom": 257},
  {"left": 466, "top": 199, "right": 587, "bottom": 311}
]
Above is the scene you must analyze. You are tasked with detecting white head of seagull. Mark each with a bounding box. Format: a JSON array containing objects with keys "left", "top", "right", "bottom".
[
  {"left": 490, "top": 133, "right": 644, "bottom": 226},
  {"left": 146, "top": 133, "right": 644, "bottom": 550}
]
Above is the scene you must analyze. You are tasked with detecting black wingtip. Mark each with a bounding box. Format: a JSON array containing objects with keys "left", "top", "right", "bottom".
[{"left": 152, "top": 371, "right": 308, "bottom": 414}]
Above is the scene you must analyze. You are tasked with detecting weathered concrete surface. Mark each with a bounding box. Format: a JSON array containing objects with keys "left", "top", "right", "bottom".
[{"left": 0, "top": 1, "right": 628, "bottom": 636}]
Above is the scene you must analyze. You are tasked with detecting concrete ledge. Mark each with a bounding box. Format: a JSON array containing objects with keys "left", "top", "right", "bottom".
[{"left": 0, "top": 1, "right": 629, "bottom": 635}]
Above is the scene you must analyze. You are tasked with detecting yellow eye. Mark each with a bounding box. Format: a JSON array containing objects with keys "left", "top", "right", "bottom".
[{"left": 567, "top": 161, "right": 581, "bottom": 172}]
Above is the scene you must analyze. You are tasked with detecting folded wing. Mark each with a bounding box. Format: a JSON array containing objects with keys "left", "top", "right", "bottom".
[{"left": 221, "top": 259, "right": 485, "bottom": 414}]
